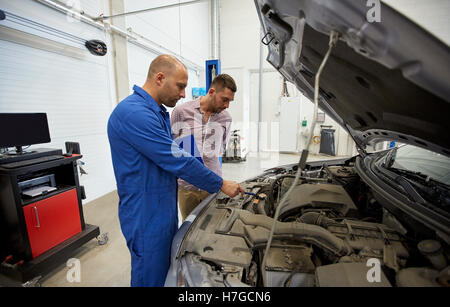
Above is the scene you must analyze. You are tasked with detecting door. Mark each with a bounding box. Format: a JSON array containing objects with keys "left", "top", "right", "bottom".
[
  {"left": 23, "top": 188, "right": 82, "bottom": 258},
  {"left": 279, "top": 97, "right": 301, "bottom": 152}
]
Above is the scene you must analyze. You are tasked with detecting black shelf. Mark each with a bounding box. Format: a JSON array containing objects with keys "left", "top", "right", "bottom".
[
  {"left": 21, "top": 185, "right": 76, "bottom": 206},
  {"left": 0, "top": 150, "right": 100, "bottom": 284}
]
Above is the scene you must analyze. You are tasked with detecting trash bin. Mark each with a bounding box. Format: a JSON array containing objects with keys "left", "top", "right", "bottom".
[{"left": 319, "top": 127, "right": 336, "bottom": 156}]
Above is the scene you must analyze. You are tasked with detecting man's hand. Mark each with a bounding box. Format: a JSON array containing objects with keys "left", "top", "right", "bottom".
[{"left": 221, "top": 180, "right": 245, "bottom": 198}]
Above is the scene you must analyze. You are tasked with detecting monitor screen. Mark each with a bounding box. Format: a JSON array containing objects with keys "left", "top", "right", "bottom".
[{"left": 0, "top": 113, "right": 51, "bottom": 148}]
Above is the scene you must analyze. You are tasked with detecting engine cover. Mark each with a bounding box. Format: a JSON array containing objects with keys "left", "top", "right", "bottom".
[{"left": 279, "top": 183, "right": 358, "bottom": 219}]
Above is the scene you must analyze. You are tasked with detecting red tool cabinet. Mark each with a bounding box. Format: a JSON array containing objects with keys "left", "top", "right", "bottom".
[
  {"left": 0, "top": 153, "right": 100, "bottom": 284},
  {"left": 22, "top": 188, "right": 82, "bottom": 259}
]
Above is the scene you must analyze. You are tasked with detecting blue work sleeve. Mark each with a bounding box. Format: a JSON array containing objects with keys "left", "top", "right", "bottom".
[{"left": 121, "top": 109, "right": 223, "bottom": 194}]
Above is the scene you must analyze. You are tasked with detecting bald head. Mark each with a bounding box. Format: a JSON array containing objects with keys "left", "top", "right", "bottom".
[
  {"left": 143, "top": 54, "right": 188, "bottom": 108},
  {"left": 147, "top": 54, "right": 186, "bottom": 79}
]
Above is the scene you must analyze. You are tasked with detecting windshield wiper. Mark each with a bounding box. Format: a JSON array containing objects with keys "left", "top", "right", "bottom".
[
  {"left": 391, "top": 167, "right": 448, "bottom": 189},
  {"left": 375, "top": 155, "right": 426, "bottom": 204},
  {"left": 392, "top": 172, "right": 428, "bottom": 204},
  {"left": 379, "top": 148, "right": 432, "bottom": 204},
  {"left": 383, "top": 147, "right": 398, "bottom": 168},
  {"left": 390, "top": 168, "right": 450, "bottom": 216}
]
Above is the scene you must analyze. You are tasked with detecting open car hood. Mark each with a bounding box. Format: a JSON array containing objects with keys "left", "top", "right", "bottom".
[{"left": 254, "top": 0, "right": 450, "bottom": 156}]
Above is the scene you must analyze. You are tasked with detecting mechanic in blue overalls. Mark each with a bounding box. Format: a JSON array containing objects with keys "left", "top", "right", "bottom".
[{"left": 107, "top": 55, "right": 244, "bottom": 287}]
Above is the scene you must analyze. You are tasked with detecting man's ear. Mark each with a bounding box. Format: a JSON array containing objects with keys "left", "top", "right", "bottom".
[
  {"left": 208, "top": 87, "right": 216, "bottom": 96},
  {"left": 155, "top": 72, "right": 165, "bottom": 86}
]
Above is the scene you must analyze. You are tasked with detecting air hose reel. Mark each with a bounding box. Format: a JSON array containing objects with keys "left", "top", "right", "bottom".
[{"left": 85, "top": 39, "right": 107, "bottom": 56}]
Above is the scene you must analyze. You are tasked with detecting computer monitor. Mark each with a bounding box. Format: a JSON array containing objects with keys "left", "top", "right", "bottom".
[{"left": 0, "top": 113, "right": 51, "bottom": 154}]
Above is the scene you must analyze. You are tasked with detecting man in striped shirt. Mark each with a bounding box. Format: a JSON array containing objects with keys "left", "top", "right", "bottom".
[{"left": 171, "top": 74, "right": 236, "bottom": 221}]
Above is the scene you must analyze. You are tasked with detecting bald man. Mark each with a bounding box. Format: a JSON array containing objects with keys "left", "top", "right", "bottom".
[{"left": 107, "top": 55, "right": 243, "bottom": 287}]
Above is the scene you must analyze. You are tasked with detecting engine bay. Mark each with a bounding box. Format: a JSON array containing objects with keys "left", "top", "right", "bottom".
[{"left": 179, "top": 158, "right": 450, "bottom": 287}]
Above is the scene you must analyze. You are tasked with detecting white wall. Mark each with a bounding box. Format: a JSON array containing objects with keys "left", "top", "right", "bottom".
[
  {"left": 219, "top": 0, "right": 450, "bottom": 156},
  {"left": 57, "top": 0, "right": 105, "bottom": 17},
  {"left": 123, "top": 0, "right": 209, "bottom": 112},
  {"left": 249, "top": 71, "right": 282, "bottom": 152},
  {"left": 297, "top": 97, "right": 355, "bottom": 156},
  {"left": 126, "top": 43, "right": 201, "bottom": 111},
  {"left": 219, "top": 0, "right": 271, "bottom": 70},
  {"left": 0, "top": 0, "right": 212, "bottom": 203},
  {"left": 124, "top": 0, "right": 211, "bottom": 68},
  {"left": 220, "top": 0, "right": 280, "bottom": 154},
  {"left": 222, "top": 67, "right": 250, "bottom": 157},
  {"left": 221, "top": 0, "right": 347, "bottom": 155},
  {"left": 0, "top": 0, "right": 117, "bottom": 203},
  {"left": 126, "top": 43, "right": 158, "bottom": 94}
]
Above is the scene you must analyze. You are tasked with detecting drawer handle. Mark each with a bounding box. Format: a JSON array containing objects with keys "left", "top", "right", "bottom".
[{"left": 33, "top": 207, "right": 40, "bottom": 228}]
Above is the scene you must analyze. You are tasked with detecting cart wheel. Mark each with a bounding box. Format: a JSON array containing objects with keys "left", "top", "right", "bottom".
[
  {"left": 97, "top": 232, "right": 109, "bottom": 245},
  {"left": 22, "top": 275, "right": 42, "bottom": 287}
]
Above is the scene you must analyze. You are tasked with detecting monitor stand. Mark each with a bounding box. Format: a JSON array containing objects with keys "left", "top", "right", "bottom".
[
  {"left": 0, "top": 148, "right": 62, "bottom": 165},
  {"left": 6, "top": 146, "right": 35, "bottom": 156}
]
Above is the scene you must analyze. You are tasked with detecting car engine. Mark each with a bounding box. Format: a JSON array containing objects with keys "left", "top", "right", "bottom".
[{"left": 179, "top": 158, "right": 450, "bottom": 287}]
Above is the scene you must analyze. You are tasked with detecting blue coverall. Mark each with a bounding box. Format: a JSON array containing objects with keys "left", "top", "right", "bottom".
[{"left": 107, "top": 85, "right": 223, "bottom": 286}]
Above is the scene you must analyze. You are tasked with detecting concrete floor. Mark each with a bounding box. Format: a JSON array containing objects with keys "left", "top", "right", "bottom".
[{"left": 16, "top": 152, "right": 346, "bottom": 287}]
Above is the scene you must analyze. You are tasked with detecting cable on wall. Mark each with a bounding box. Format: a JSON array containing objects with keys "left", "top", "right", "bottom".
[{"left": 0, "top": 9, "right": 107, "bottom": 56}]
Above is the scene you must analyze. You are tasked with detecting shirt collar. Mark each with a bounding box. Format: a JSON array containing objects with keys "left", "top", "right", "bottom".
[
  {"left": 194, "top": 97, "right": 217, "bottom": 118},
  {"left": 194, "top": 97, "right": 202, "bottom": 110},
  {"left": 133, "top": 85, "right": 166, "bottom": 115}
]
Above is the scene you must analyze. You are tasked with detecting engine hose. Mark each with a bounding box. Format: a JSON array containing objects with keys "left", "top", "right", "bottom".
[
  {"left": 237, "top": 209, "right": 352, "bottom": 256},
  {"left": 298, "top": 212, "right": 335, "bottom": 228},
  {"left": 261, "top": 30, "right": 340, "bottom": 287}
]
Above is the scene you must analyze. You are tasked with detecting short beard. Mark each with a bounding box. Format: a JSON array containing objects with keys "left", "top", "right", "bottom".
[{"left": 160, "top": 96, "right": 178, "bottom": 108}]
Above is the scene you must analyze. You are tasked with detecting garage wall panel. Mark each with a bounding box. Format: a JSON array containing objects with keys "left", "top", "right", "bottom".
[
  {"left": 124, "top": 0, "right": 210, "bottom": 67},
  {"left": 0, "top": 0, "right": 117, "bottom": 204},
  {"left": 0, "top": 0, "right": 210, "bottom": 204},
  {"left": 127, "top": 43, "right": 201, "bottom": 112},
  {"left": 0, "top": 38, "right": 116, "bottom": 203},
  {"left": 57, "top": 0, "right": 104, "bottom": 18}
]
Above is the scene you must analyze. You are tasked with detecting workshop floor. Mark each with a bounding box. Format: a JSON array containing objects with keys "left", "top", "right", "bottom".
[{"left": 26, "top": 152, "right": 347, "bottom": 287}]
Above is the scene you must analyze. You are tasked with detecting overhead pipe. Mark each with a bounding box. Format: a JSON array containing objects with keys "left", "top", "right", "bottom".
[
  {"left": 32, "top": 0, "right": 202, "bottom": 71},
  {"left": 95, "top": 0, "right": 208, "bottom": 21},
  {"left": 34, "top": 0, "right": 107, "bottom": 31}
]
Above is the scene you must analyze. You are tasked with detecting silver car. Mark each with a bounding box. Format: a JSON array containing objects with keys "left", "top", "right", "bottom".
[{"left": 165, "top": 0, "right": 450, "bottom": 287}]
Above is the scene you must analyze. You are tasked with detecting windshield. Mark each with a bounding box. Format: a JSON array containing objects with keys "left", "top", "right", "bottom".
[{"left": 391, "top": 145, "right": 450, "bottom": 186}]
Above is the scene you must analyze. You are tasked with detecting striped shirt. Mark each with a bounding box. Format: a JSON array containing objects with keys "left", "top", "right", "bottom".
[{"left": 171, "top": 97, "right": 232, "bottom": 191}]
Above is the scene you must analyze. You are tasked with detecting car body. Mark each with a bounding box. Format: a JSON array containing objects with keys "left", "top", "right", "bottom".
[{"left": 165, "top": 0, "right": 450, "bottom": 287}]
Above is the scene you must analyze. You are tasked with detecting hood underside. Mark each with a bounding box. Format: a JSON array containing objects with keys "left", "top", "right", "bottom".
[{"left": 254, "top": 0, "right": 450, "bottom": 156}]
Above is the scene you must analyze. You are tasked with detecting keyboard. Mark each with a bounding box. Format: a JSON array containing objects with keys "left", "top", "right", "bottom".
[{"left": 0, "top": 155, "right": 65, "bottom": 169}]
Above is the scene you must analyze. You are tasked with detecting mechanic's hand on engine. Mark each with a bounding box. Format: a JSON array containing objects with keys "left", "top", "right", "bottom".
[{"left": 221, "top": 180, "right": 245, "bottom": 198}]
